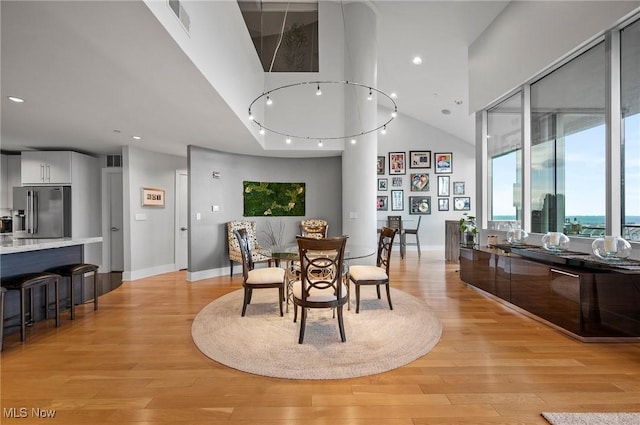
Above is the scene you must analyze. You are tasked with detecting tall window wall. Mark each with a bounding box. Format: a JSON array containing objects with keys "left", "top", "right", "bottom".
[
  {"left": 483, "top": 16, "right": 640, "bottom": 241},
  {"left": 487, "top": 92, "right": 523, "bottom": 228},
  {"left": 530, "top": 42, "right": 606, "bottom": 236},
  {"left": 622, "top": 19, "right": 640, "bottom": 241}
]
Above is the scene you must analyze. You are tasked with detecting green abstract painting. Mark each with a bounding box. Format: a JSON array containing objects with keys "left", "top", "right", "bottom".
[{"left": 243, "top": 181, "right": 305, "bottom": 216}]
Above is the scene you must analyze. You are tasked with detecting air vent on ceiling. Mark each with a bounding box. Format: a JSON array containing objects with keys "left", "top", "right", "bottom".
[
  {"left": 168, "top": 0, "right": 191, "bottom": 34},
  {"left": 107, "top": 154, "right": 122, "bottom": 168}
]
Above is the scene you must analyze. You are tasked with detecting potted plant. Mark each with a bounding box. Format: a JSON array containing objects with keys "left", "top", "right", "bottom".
[{"left": 459, "top": 213, "right": 477, "bottom": 246}]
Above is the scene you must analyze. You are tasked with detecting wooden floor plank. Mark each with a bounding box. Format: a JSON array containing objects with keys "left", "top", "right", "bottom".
[{"left": 1, "top": 251, "right": 639, "bottom": 425}]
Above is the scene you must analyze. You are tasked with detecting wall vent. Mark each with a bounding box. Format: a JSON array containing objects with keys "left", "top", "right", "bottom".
[
  {"left": 107, "top": 154, "right": 122, "bottom": 168},
  {"left": 168, "top": 0, "right": 191, "bottom": 34}
]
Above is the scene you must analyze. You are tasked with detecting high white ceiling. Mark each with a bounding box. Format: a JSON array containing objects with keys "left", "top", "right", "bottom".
[{"left": 0, "top": 1, "right": 509, "bottom": 158}]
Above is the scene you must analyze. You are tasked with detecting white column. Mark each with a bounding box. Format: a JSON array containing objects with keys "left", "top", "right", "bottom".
[{"left": 342, "top": 3, "right": 377, "bottom": 263}]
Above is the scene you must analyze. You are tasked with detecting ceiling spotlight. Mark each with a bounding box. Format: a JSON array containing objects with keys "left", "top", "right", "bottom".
[
  {"left": 248, "top": 111, "right": 254, "bottom": 120},
  {"left": 441, "top": 109, "right": 451, "bottom": 115},
  {"left": 391, "top": 110, "right": 397, "bottom": 118},
  {"left": 381, "top": 126, "right": 387, "bottom": 135},
  {"left": 367, "top": 88, "right": 373, "bottom": 101},
  {"left": 8, "top": 96, "right": 25, "bottom": 103},
  {"left": 454, "top": 100, "right": 463, "bottom": 105},
  {"left": 259, "top": 127, "right": 265, "bottom": 135},
  {"left": 350, "top": 139, "right": 357, "bottom": 145},
  {"left": 266, "top": 95, "right": 272, "bottom": 105},
  {"left": 318, "top": 140, "right": 323, "bottom": 147},
  {"left": 132, "top": 135, "right": 142, "bottom": 140},
  {"left": 286, "top": 137, "right": 292, "bottom": 144},
  {"left": 316, "top": 84, "right": 322, "bottom": 96},
  {"left": 390, "top": 92, "right": 397, "bottom": 99},
  {"left": 412, "top": 56, "right": 422, "bottom": 65}
]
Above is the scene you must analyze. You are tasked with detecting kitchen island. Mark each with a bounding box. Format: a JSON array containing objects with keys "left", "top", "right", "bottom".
[{"left": 1, "top": 236, "right": 105, "bottom": 333}]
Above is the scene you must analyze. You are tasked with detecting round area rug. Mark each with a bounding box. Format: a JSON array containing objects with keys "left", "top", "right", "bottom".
[{"left": 191, "top": 287, "right": 442, "bottom": 380}]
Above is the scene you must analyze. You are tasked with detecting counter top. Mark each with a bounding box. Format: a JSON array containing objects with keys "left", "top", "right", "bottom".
[{"left": 0, "top": 236, "right": 102, "bottom": 254}]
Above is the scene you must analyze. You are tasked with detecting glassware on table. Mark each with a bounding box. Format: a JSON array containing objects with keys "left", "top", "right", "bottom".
[
  {"left": 591, "top": 236, "right": 632, "bottom": 261},
  {"left": 506, "top": 227, "right": 528, "bottom": 245},
  {"left": 541, "top": 232, "right": 570, "bottom": 252}
]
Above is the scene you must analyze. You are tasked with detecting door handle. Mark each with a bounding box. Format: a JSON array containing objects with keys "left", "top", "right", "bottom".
[
  {"left": 180, "top": 227, "right": 188, "bottom": 231},
  {"left": 111, "top": 227, "right": 120, "bottom": 232}
]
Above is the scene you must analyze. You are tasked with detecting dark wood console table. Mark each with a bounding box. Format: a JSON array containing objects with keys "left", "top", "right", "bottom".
[{"left": 459, "top": 245, "right": 640, "bottom": 341}]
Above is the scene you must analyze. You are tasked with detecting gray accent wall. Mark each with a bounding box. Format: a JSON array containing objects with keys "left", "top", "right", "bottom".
[{"left": 188, "top": 145, "right": 342, "bottom": 277}]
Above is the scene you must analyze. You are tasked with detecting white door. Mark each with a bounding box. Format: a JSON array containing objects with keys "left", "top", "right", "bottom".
[
  {"left": 175, "top": 170, "right": 188, "bottom": 270},
  {"left": 109, "top": 172, "right": 124, "bottom": 271}
]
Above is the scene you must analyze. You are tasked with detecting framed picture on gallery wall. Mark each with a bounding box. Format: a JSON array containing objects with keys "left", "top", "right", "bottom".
[
  {"left": 377, "top": 156, "right": 386, "bottom": 175},
  {"left": 438, "top": 198, "right": 449, "bottom": 211},
  {"left": 409, "top": 151, "right": 431, "bottom": 169},
  {"left": 378, "top": 178, "right": 388, "bottom": 191},
  {"left": 392, "top": 177, "right": 403, "bottom": 187},
  {"left": 391, "top": 190, "right": 404, "bottom": 211},
  {"left": 453, "top": 181, "right": 465, "bottom": 195},
  {"left": 377, "top": 196, "right": 388, "bottom": 211},
  {"left": 434, "top": 152, "right": 453, "bottom": 174},
  {"left": 437, "top": 175, "right": 450, "bottom": 196},
  {"left": 389, "top": 152, "right": 406, "bottom": 175},
  {"left": 409, "top": 196, "right": 431, "bottom": 215},
  {"left": 453, "top": 196, "right": 471, "bottom": 211},
  {"left": 142, "top": 187, "right": 165, "bottom": 207},
  {"left": 410, "top": 173, "right": 429, "bottom": 192}
]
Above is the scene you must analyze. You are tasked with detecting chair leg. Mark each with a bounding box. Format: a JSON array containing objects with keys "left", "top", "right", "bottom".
[
  {"left": 293, "top": 303, "right": 298, "bottom": 323},
  {"left": 337, "top": 306, "right": 346, "bottom": 342},
  {"left": 229, "top": 261, "right": 234, "bottom": 277},
  {"left": 386, "top": 283, "right": 393, "bottom": 310},
  {"left": 241, "top": 288, "right": 250, "bottom": 316},
  {"left": 298, "top": 307, "right": 307, "bottom": 344},
  {"left": 416, "top": 234, "right": 421, "bottom": 258},
  {"left": 54, "top": 279, "right": 60, "bottom": 327},
  {"left": 278, "top": 286, "right": 284, "bottom": 317},
  {"left": 356, "top": 285, "right": 361, "bottom": 314},
  {"left": 376, "top": 285, "right": 381, "bottom": 299},
  {"left": 92, "top": 270, "right": 99, "bottom": 311},
  {"left": 69, "top": 275, "right": 75, "bottom": 320},
  {"left": 247, "top": 288, "right": 253, "bottom": 304}
]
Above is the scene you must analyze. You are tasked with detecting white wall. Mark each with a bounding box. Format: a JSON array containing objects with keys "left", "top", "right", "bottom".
[
  {"left": 469, "top": 0, "right": 640, "bottom": 112},
  {"left": 377, "top": 107, "right": 475, "bottom": 252},
  {"left": 122, "top": 145, "right": 187, "bottom": 280}
]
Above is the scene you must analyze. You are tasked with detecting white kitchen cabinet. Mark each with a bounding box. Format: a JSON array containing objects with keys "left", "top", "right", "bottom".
[{"left": 21, "top": 151, "right": 72, "bottom": 184}]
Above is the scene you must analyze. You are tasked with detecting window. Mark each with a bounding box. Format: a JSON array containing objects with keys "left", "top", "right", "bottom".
[
  {"left": 621, "top": 19, "right": 640, "bottom": 241},
  {"left": 530, "top": 42, "right": 606, "bottom": 236},
  {"left": 487, "top": 92, "right": 522, "bottom": 228}
]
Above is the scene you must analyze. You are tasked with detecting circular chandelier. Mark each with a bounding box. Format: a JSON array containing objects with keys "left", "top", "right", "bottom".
[{"left": 248, "top": 80, "right": 398, "bottom": 144}]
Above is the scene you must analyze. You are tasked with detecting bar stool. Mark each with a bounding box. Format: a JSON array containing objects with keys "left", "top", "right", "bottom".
[
  {"left": 1, "top": 273, "right": 61, "bottom": 341},
  {"left": 48, "top": 264, "right": 99, "bottom": 320},
  {"left": 1, "top": 287, "right": 6, "bottom": 351}
]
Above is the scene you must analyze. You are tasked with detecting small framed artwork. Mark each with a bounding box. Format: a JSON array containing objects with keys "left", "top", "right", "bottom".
[
  {"left": 389, "top": 152, "right": 406, "bottom": 175},
  {"left": 434, "top": 152, "right": 453, "bottom": 174},
  {"left": 142, "top": 187, "right": 165, "bottom": 207},
  {"left": 409, "top": 196, "right": 431, "bottom": 215},
  {"left": 409, "top": 151, "right": 431, "bottom": 169},
  {"left": 378, "top": 178, "right": 388, "bottom": 191},
  {"left": 410, "top": 173, "right": 429, "bottom": 192},
  {"left": 377, "top": 196, "right": 388, "bottom": 211},
  {"left": 453, "top": 181, "right": 465, "bottom": 195},
  {"left": 377, "top": 156, "right": 386, "bottom": 175},
  {"left": 453, "top": 196, "right": 471, "bottom": 211},
  {"left": 437, "top": 175, "right": 450, "bottom": 196},
  {"left": 392, "top": 177, "right": 403, "bottom": 187},
  {"left": 438, "top": 198, "right": 449, "bottom": 211},
  {"left": 391, "top": 190, "right": 404, "bottom": 211}
]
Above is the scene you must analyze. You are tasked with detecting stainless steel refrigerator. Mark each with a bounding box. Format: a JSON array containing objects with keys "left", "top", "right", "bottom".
[{"left": 12, "top": 186, "right": 71, "bottom": 238}]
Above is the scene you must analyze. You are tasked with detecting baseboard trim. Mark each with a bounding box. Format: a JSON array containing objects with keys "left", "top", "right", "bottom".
[{"left": 123, "top": 263, "right": 176, "bottom": 281}]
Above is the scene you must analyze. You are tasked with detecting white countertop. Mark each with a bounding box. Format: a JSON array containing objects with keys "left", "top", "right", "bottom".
[{"left": 0, "top": 236, "right": 102, "bottom": 254}]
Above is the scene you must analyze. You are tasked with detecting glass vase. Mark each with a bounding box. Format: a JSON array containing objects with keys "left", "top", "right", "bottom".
[
  {"left": 591, "top": 236, "right": 632, "bottom": 261},
  {"left": 541, "top": 232, "right": 570, "bottom": 252}
]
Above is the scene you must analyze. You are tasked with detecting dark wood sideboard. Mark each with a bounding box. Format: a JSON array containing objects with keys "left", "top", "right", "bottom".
[{"left": 459, "top": 246, "right": 640, "bottom": 341}]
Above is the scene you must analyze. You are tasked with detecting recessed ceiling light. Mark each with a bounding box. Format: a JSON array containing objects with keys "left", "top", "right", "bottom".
[
  {"left": 441, "top": 109, "right": 451, "bottom": 115},
  {"left": 412, "top": 56, "right": 422, "bottom": 65},
  {"left": 454, "top": 100, "right": 463, "bottom": 105},
  {"left": 132, "top": 135, "right": 142, "bottom": 140},
  {"left": 8, "top": 96, "right": 25, "bottom": 103},
  {"left": 390, "top": 92, "right": 397, "bottom": 99}
]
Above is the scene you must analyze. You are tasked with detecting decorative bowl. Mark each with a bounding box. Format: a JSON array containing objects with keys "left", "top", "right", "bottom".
[
  {"left": 541, "top": 232, "right": 570, "bottom": 252},
  {"left": 506, "top": 228, "right": 529, "bottom": 245},
  {"left": 592, "top": 236, "right": 632, "bottom": 261}
]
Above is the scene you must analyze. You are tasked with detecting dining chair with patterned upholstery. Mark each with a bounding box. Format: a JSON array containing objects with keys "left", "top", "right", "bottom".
[
  {"left": 227, "top": 220, "right": 271, "bottom": 277},
  {"left": 299, "top": 219, "right": 329, "bottom": 239},
  {"left": 348, "top": 227, "right": 397, "bottom": 313},
  {"left": 292, "top": 235, "right": 348, "bottom": 344},
  {"left": 234, "top": 228, "right": 285, "bottom": 317}
]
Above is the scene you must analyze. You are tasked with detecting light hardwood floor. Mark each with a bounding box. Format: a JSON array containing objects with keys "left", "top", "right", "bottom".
[{"left": 1, "top": 251, "right": 639, "bottom": 424}]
